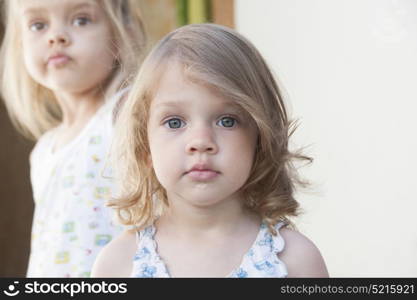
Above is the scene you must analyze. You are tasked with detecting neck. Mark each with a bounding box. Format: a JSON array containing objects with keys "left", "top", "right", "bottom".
[
  {"left": 54, "top": 87, "right": 105, "bottom": 128},
  {"left": 157, "top": 193, "right": 260, "bottom": 238}
]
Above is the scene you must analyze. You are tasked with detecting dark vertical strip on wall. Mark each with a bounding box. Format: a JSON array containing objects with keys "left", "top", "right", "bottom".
[{"left": 177, "top": 0, "right": 188, "bottom": 26}]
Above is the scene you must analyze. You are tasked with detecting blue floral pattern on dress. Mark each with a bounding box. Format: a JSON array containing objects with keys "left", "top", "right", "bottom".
[
  {"left": 235, "top": 268, "right": 249, "bottom": 278},
  {"left": 138, "top": 263, "right": 157, "bottom": 278},
  {"left": 134, "top": 247, "right": 151, "bottom": 261},
  {"left": 130, "top": 222, "right": 288, "bottom": 278},
  {"left": 254, "top": 260, "right": 276, "bottom": 275}
]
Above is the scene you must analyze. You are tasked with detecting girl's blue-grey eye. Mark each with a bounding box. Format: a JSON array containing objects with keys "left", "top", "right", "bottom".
[
  {"left": 166, "top": 118, "right": 184, "bottom": 129},
  {"left": 73, "top": 17, "right": 91, "bottom": 26},
  {"left": 218, "top": 117, "right": 236, "bottom": 128},
  {"left": 30, "top": 22, "right": 46, "bottom": 31}
]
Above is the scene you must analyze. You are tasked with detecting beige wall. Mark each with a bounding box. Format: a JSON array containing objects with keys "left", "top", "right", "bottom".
[
  {"left": 139, "top": 0, "right": 177, "bottom": 47},
  {"left": 236, "top": 0, "right": 417, "bottom": 277}
]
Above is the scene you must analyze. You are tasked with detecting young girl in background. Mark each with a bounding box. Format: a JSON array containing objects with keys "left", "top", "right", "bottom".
[
  {"left": 0, "top": 0, "right": 145, "bottom": 277},
  {"left": 92, "top": 23, "right": 328, "bottom": 278}
]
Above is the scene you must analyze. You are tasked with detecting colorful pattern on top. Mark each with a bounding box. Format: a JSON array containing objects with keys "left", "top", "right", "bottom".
[{"left": 26, "top": 90, "right": 127, "bottom": 277}]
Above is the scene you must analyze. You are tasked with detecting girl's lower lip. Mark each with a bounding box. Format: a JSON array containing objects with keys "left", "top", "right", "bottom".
[
  {"left": 187, "top": 170, "right": 219, "bottom": 181},
  {"left": 48, "top": 56, "right": 70, "bottom": 67}
]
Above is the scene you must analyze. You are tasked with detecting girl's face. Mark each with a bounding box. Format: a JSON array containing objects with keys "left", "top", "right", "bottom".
[
  {"left": 147, "top": 62, "right": 258, "bottom": 209},
  {"left": 19, "top": 0, "right": 115, "bottom": 94}
]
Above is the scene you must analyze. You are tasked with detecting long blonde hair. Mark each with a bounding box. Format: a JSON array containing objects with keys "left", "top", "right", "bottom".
[
  {"left": 0, "top": 0, "right": 146, "bottom": 140},
  {"left": 111, "top": 23, "right": 311, "bottom": 234}
]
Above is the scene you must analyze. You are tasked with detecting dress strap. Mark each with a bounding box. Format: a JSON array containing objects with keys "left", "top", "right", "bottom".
[
  {"left": 134, "top": 224, "right": 156, "bottom": 248},
  {"left": 271, "top": 222, "right": 286, "bottom": 254}
]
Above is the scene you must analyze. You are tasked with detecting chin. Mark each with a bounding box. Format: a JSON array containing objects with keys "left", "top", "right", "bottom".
[{"left": 183, "top": 189, "right": 238, "bottom": 208}]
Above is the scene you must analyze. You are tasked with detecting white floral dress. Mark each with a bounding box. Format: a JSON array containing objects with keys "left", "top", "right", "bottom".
[
  {"left": 131, "top": 222, "right": 288, "bottom": 278},
  {"left": 27, "top": 89, "right": 127, "bottom": 277}
]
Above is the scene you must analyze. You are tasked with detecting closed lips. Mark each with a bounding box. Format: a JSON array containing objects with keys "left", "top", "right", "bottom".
[
  {"left": 186, "top": 166, "right": 220, "bottom": 181},
  {"left": 47, "top": 54, "right": 70, "bottom": 65}
]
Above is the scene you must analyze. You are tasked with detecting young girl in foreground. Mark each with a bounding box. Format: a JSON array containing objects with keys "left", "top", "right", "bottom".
[
  {"left": 92, "top": 23, "right": 328, "bottom": 278},
  {"left": 0, "top": 0, "right": 145, "bottom": 277}
]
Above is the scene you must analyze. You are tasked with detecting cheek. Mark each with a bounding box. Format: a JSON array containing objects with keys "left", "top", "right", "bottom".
[
  {"left": 78, "top": 43, "right": 114, "bottom": 73},
  {"left": 151, "top": 153, "right": 177, "bottom": 190},
  {"left": 72, "top": 38, "right": 115, "bottom": 91},
  {"left": 79, "top": 29, "right": 115, "bottom": 61},
  {"left": 227, "top": 130, "right": 257, "bottom": 159},
  {"left": 223, "top": 131, "right": 257, "bottom": 179},
  {"left": 22, "top": 40, "right": 43, "bottom": 79},
  {"left": 148, "top": 132, "right": 181, "bottom": 187}
]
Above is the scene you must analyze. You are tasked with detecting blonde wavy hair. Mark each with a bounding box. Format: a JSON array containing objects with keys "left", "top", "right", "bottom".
[
  {"left": 0, "top": 0, "right": 146, "bottom": 140},
  {"left": 111, "top": 23, "right": 311, "bottom": 235}
]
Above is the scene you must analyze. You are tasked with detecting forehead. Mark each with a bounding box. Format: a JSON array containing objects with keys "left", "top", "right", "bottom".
[
  {"left": 18, "top": 0, "right": 98, "bottom": 14},
  {"left": 150, "top": 61, "right": 240, "bottom": 110}
]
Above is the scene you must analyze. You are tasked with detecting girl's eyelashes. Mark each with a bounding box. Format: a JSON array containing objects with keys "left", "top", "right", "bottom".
[
  {"left": 163, "top": 117, "right": 186, "bottom": 129},
  {"left": 162, "top": 115, "right": 239, "bottom": 130},
  {"left": 72, "top": 16, "right": 92, "bottom": 27},
  {"left": 217, "top": 116, "right": 238, "bottom": 128},
  {"left": 29, "top": 22, "right": 47, "bottom": 32},
  {"left": 26, "top": 14, "right": 92, "bottom": 32}
]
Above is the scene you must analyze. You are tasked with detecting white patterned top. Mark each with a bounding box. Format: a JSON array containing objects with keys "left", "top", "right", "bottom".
[
  {"left": 27, "top": 89, "right": 127, "bottom": 277},
  {"left": 131, "top": 222, "right": 288, "bottom": 278}
]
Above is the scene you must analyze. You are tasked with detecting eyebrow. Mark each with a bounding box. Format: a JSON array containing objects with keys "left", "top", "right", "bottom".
[
  {"left": 22, "top": 2, "right": 98, "bottom": 16},
  {"left": 22, "top": 7, "right": 45, "bottom": 17},
  {"left": 154, "top": 101, "right": 182, "bottom": 109},
  {"left": 153, "top": 100, "right": 243, "bottom": 112},
  {"left": 70, "top": 2, "right": 99, "bottom": 12}
]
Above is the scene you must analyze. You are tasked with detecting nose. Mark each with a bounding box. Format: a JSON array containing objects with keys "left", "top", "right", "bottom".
[
  {"left": 48, "top": 28, "right": 70, "bottom": 46},
  {"left": 185, "top": 126, "right": 218, "bottom": 155}
]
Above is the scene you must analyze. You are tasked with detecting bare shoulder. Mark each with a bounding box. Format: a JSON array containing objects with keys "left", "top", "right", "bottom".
[
  {"left": 278, "top": 227, "right": 329, "bottom": 278},
  {"left": 91, "top": 229, "right": 137, "bottom": 278}
]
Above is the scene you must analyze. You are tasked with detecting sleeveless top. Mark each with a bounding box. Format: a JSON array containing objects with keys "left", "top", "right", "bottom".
[{"left": 131, "top": 222, "right": 288, "bottom": 278}]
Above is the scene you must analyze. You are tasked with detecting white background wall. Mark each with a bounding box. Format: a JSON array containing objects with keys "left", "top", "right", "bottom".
[{"left": 236, "top": 0, "right": 417, "bottom": 277}]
